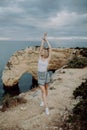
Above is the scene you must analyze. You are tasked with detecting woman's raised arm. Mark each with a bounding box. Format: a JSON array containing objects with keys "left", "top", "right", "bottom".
[
  {"left": 39, "top": 39, "right": 44, "bottom": 56},
  {"left": 45, "top": 38, "right": 52, "bottom": 60}
]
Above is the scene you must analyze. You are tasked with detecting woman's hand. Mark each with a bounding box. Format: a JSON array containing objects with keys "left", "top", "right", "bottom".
[
  {"left": 42, "top": 32, "right": 47, "bottom": 42},
  {"left": 42, "top": 38, "right": 46, "bottom": 42}
]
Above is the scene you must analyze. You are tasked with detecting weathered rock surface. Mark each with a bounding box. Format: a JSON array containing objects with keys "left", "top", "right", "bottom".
[
  {"left": 2, "top": 47, "right": 74, "bottom": 87},
  {"left": 0, "top": 67, "right": 87, "bottom": 130}
]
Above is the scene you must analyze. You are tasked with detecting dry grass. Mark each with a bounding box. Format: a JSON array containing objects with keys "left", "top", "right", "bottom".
[{"left": 0, "top": 95, "right": 27, "bottom": 112}]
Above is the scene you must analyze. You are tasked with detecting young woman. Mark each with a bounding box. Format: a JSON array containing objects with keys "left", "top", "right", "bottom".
[{"left": 38, "top": 36, "right": 52, "bottom": 115}]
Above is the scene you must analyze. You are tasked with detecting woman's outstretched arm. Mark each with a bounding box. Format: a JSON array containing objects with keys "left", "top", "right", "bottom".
[
  {"left": 39, "top": 39, "right": 44, "bottom": 56},
  {"left": 45, "top": 38, "right": 52, "bottom": 60},
  {"left": 39, "top": 32, "right": 47, "bottom": 55}
]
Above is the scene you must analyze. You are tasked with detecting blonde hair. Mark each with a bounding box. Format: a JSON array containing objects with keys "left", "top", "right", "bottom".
[{"left": 41, "top": 48, "right": 49, "bottom": 58}]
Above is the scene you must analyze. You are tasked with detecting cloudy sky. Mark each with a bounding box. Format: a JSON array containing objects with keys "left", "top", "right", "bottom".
[{"left": 0, "top": 0, "right": 87, "bottom": 40}]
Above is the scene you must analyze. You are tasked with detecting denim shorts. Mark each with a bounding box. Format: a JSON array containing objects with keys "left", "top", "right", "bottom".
[{"left": 38, "top": 71, "right": 50, "bottom": 86}]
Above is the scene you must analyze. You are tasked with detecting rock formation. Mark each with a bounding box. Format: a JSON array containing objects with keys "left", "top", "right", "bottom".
[{"left": 2, "top": 46, "right": 74, "bottom": 87}]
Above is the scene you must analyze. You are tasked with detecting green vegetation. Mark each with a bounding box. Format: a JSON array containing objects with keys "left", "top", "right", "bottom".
[
  {"left": 67, "top": 48, "right": 87, "bottom": 68},
  {"left": 0, "top": 94, "right": 27, "bottom": 112},
  {"left": 68, "top": 56, "right": 87, "bottom": 68},
  {"left": 80, "top": 48, "right": 87, "bottom": 57},
  {"left": 68, "top": 80, "right": 87, "bottom": 130}
]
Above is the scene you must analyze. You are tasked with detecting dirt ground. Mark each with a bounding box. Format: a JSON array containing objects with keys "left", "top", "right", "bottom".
[{"left": 0, "top": 67, "right": 87, "bottom": 130}]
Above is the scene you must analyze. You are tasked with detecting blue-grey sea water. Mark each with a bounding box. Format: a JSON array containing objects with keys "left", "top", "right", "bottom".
[{"left": 0, "top": 39, "right": 87, "bottom": 101}]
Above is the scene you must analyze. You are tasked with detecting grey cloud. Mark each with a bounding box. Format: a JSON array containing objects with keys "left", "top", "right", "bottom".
[
  {"left": 0, "top": 0, "right": 10, "bottom": 7},
  {"left": 0, "top": 0, "right": 87, "bottom": 40},
  {"left": 19, "top": 0, "right": 87, "bottom": 16},
  {"left": 1, "top": 0, "right": 87, "bottom": 15}
]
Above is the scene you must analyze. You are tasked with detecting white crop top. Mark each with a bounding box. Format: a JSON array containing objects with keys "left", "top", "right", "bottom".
[{"left": 38, "top": 57, "right": 48, "bottom": 72}]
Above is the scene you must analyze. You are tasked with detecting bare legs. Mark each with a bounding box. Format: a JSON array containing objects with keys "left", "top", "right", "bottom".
[
  {"left": 39, "top": 83, "right": 49, "bottom": 108},
  {"left": 45, "top": 83, "right": 48, "bottom": 96}
]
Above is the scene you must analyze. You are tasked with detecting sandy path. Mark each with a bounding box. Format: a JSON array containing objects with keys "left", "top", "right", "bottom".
[{"left": 0, "top": 68, "right": 87, "bottom": 130}]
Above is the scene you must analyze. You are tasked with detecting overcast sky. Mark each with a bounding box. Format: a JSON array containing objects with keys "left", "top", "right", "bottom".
[{"left": 0, "top": 0, "right": 87, "bottom": 40}]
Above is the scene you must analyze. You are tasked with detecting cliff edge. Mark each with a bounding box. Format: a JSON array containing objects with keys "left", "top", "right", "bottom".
[
  {"left": 2, "top": 47, "right": 73, "bottom": 87},
  {"left": 0, "top": 67, "right": 87, "bottom": 130}
]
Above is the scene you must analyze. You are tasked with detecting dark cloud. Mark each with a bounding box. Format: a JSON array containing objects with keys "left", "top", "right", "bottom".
[
  {"left": 0, "top": 0, "right": 87, "bottom": 40},
  {"left": 19, "top": 0, "right": 87, "bottom": 16}
]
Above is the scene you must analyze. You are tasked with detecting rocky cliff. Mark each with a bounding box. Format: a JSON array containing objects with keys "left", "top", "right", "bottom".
[
  {"left": 0, "top": 67, "right": 87, "bottom": 130},
  {"left": 2, "top": 47, "right": 74, "bottom": 87}
]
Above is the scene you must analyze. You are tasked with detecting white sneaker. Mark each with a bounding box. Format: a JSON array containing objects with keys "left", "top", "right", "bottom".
[
  {"left": 45, "top": 107, "right": 49, "bottom": 115},
  {"left": 40, "top": 101, "right": 44, "bottom": 107},
  {"left": 20, "top": 107, "right": 26, "bottom": 111}
]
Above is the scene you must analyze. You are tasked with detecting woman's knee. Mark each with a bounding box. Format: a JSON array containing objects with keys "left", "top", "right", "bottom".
[
  {"left": 45, "top": 83, "right": 48, "bottom": 90},
  {"left": 42, "top": 89, "right": 46, "bottom": 96},
  {"left": 40, "top": 86, "right": 46, "bottom": 93}
]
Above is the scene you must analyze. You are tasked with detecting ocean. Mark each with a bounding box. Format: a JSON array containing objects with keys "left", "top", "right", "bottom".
[{"left": 0, "top": 39, "right": 87, "bottom": 102}]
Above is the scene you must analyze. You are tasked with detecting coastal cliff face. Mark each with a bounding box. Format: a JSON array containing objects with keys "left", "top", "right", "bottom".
[{"left": 2, "top": 47, "right": 73, "bottom": 87}]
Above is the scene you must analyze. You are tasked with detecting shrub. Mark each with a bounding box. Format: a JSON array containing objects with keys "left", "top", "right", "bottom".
[
  {"left": 68, "top": 80, "right": 87, "bottom": 130},
  {"left": 80, "top": 48, "right": 87, "bottom": 57},
  {"left": 0, "top": 94, "right": 27, "bottom": 112},
  {"left": 68, "top": 56, "right": 87, "bottom": 68}
]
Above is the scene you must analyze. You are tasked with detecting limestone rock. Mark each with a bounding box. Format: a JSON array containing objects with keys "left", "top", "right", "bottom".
[{"left": 2, "top": 47, "right": 73, "bottom": 87}]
